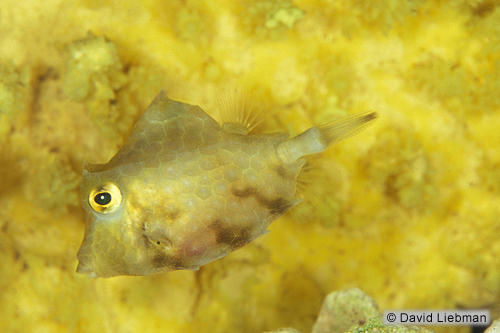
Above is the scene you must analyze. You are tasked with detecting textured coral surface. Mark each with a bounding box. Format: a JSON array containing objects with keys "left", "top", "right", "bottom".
[{"left": 1, "top": 0, "right": 499, "bottom": 332}]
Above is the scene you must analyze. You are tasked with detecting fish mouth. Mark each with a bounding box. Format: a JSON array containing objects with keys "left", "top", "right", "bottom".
[{"left": 75, "top": 261, "right": 98, "bottom": 279}]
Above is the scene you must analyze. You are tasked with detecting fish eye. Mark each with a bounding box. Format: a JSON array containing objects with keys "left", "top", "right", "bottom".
[
  {"left": 94, "top": 192, "right": 112, "bottom": 205},
  {"left": 88, "top": 182, "right": 122, "bottom": 214}
]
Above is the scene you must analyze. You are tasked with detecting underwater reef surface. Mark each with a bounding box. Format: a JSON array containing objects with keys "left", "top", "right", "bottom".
[{"left": 1, "top": 0, "right": 500, "bottom": 332}]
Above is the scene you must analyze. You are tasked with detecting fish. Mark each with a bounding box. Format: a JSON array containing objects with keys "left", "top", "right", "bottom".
[{"left": 76, "top": 89, "right": 377, "bottom": 278}]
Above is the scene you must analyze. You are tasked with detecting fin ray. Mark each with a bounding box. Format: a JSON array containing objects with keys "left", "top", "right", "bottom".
[
  {"left": 276, "top": 111, "right": 377, "bottom": 164},
  {"left": 318, "top": 111, "right": 378, "bottom": 147},
  {"left": 217, "top": 85, "right": 264, "bottom": 134}
]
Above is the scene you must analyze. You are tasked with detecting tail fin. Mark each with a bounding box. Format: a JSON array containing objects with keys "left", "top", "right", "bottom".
[
  {"left": 318, "top": 111, "right": 378, "bottom": 146},
  {"left": 276, "top": 111, "right": 377, "bottom": 165}
]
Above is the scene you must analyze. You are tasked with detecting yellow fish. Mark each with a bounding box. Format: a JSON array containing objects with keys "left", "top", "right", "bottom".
[{"left": 76, "top": 90, "right": 376, "bottom": 278}]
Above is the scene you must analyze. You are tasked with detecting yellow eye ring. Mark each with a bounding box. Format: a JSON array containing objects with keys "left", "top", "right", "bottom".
[{"left": 88, "top": 182, "right": 123, "bottom": 214}]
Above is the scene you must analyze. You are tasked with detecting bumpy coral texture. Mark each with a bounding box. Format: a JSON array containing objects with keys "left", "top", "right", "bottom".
[{"left": 1, "top": 0, "right": 500, "bottom": 333}]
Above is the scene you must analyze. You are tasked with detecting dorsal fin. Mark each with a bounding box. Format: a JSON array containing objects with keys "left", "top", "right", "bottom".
[
  {"left": 217, "top": 85, "right": 264, "bottom": 135},
  {"left": 89, "top": 89, "right": 222, "bottom": 172}
]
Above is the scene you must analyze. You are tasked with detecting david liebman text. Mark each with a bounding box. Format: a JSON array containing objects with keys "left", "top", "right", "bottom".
[
  {"left": 384, "top": 310, "right": 490, "bottom": 325},
  {"left": 401, "top": 312, "right": 486, "bottom": 323}
]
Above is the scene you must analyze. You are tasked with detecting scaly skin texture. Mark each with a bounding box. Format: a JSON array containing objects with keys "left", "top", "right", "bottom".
[{"left": 77, "top": 90, "right": 304, "bottom": 278}]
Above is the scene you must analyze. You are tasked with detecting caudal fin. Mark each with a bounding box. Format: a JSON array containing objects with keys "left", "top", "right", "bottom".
[
  {"left": 318, "top": 111, "right": 378, "bottom": 147},
  {"left": 276, "top": 111, "right": 377, "bottom": 165}
]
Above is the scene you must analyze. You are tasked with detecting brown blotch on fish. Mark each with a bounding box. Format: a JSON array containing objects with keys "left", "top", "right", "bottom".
[
  {"left": 166, "top": 209, "right": 181, "bottom": 221},
  {"left": 208, "top": 220, "right": 252, "bottom": 249},
  {"left": 275, "top": 165, "right": 291, "bottom": 179},
  {"left": 231, "top": 185, "right": 256, "bottom": 198},
  {"left": 263, "top": 197, "right": 294, "bottom": 216},
  {"left": 152, "top": 253, "right": 186, "bottom": 270},
  {"left": 231, "top": 185, "right": 292, "bottom": 216}
]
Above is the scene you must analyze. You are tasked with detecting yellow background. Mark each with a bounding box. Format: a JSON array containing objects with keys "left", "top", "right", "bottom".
[{"left": 1, "top": 0, "right": 499, "bottom": 332}]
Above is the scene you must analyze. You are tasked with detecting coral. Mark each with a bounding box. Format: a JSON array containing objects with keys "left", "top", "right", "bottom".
[
  {"left": 264, "top": 329, "right": 303, "bottom": 333},
  {"left": 312, "top": 288, "right": 381, "bottom": 333},
  {"left": 63, "top": 35, "right": 126, "bottom": 102},
  {"left": 23, "top": 149, "right": 80, "bottom": 211},
  {"left": 486, "top": 318, "right": 500, "bottom": 333},
  {"left": 405, "top": 6, "right": 500, "bottom": 119},
  {"left": 347, "top": 318, "right": 434, "bottom": 333},
  {"left": 0, "top": 63, "right": 31, "bottom": 143},
  {"left": 268, "top": 288, "right": 437, "bottom": 333},
  {"left": 439, "top": 199, "right": 500, "bottom": 308},
  {"left": 313, "top": 0, "right": 425, "bottom": 37},
  {"left": 1, "top": 0, "right": 500, "bottom": 332},
  {"left": 363, "top": 127, "right": 436, "bottom": 212},
  {"left": 63, "top": 34, "right": 131, "bottom": 144},
  {"left": 240, "top": 0, "right": 304, "bottom": 39}
]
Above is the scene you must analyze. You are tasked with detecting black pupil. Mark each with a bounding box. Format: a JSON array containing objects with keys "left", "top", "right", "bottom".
[{"left": 94, "top": 192, "right": 112, "bottom": 206}]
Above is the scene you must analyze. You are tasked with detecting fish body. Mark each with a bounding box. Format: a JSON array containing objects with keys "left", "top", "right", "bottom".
[{"left": 77, "top": 90, "right": 376, "bottom": 278}]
